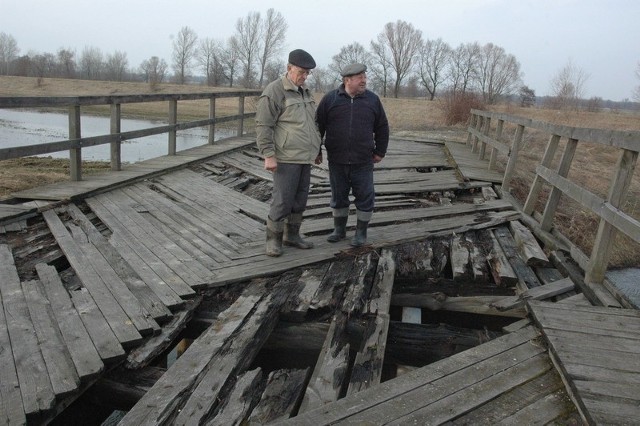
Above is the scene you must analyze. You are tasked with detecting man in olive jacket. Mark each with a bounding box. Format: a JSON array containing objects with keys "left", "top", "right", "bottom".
[{"left": 255, "top": 49, "right": 323, "bottom": 257}]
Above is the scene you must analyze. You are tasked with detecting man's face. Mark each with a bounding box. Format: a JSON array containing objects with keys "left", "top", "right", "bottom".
[
  {"left": 345, "top": 72, "right": 367, "bottom": 95},
  {"left": 288, "top": 65, "right": 311, "bottom": 86}
]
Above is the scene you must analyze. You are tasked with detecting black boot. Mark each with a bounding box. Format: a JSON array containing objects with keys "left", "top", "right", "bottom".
[
  {"left": 327, "top": 216, "right": 348, "bottom": 242},
  {"left": 283, "top": 213, "right": 313, "bottom": 249},
  {"left": 350, "top": 220, "right": 369, "bottom": 247},
  {"left": 266, "top": 217, "right": 284, "bottom": 257}
]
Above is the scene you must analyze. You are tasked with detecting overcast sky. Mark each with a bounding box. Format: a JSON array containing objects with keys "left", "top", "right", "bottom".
[{"left": 2, "top": 0, "right": 639, "bottom": 101}]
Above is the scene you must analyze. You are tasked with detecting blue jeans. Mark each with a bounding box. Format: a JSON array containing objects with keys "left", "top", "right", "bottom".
[
  {"left": 269, "top": 163, "right": 311, "bottom": 222},
  {"left": 328, "top": 162, "right": 375, "bottom": 212}
]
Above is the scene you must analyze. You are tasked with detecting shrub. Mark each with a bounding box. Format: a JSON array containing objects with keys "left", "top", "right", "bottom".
[{"left": 439, "top": 91, "right": 485, "bottom": 125}]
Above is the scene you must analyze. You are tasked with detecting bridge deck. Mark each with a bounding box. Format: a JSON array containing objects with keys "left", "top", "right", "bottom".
[{"left": 0, "top": 135, "right": 638, "bottom": 424}]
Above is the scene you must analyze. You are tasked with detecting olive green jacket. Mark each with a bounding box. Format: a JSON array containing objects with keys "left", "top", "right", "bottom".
[{"left": 255, "top": 75, "right": 322, "bottom": 164}]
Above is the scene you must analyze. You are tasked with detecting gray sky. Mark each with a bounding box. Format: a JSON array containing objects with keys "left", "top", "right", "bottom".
[{"left": 2, "top": 0, "right": 639, "bottom": 101}]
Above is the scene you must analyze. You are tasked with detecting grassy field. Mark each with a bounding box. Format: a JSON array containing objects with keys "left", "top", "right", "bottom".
[{"left": 1, "top": 76, "right": 639, "bottom": 268}]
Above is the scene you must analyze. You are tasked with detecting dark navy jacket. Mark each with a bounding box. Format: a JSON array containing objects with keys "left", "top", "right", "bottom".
[{"left": 316, "top": 85, "right": 389, "bottom": 165}]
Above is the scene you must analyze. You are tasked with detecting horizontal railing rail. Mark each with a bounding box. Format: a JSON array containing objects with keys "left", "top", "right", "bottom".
[
  {"left": 0, "top": 90, "right": 262, "bottom": 180},
  {"left": 466, "top": 108, "right": 640, "bottom": 287}
]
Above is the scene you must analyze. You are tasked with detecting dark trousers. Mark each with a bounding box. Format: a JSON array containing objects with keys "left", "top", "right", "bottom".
[
  {"left": 328, "top": 162, "right": 375, "bottom": 212},
  {"left": 269, "top": 162, "right": 311, "bottom": 221}
]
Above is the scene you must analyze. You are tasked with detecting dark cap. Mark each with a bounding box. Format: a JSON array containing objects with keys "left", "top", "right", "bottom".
[
  {"left": 288, "top": 49, "right": 316, "bottom": 69},
  {"left": 341, "top": 63, "right": 367, "bottom": 77}
]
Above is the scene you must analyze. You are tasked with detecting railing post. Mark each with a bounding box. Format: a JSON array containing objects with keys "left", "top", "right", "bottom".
[
  {"left": 540, "top": 138, "right": 578, "bottom": 232},
  {"left": 586, "top": 148, "right": 639, "bottom": 284},
  {"left": 478, "top": 116, "right": 491, "bottom": 160},
  {"left": 523, "top": 134, "right": 560, "bottom": 216},
  {"left": 208, "top": 96, "right": 216, "bottom": 145},
  {"left": 501, "top": 124, "right": 524, "bottom": 193},
  {"left": 168, "top": 99, "right": 177, "bottom": 155},
  {"left": 472, "top": 115, "right": 483, "bottom": 153},
  {"left": 489, "top": 119, "right": 504, "bottom": 170},
  {"left": 237, "top": 95, "right": 245, "bottom": 137},
  {"left": 110, "top": 103, "right": 122, "bottom": 171},
  {"left": 466, "top": 113, "right": 477, "bottom": 147},
  {"left": 68, "top": 105, "right": 82, "bottom": 181}
]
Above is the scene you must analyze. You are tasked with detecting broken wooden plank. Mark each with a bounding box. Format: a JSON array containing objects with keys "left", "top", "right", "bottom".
[
  {"left": 35, "top": 263, "right": 104, "bottom": 382},
  {"left": 392, "top": 293, "right": 526, "bottom": 318},
  {"left": 21, "top": 279, "right": 80, "bottom": 398},
  {"left": 494, "top": 225, "right": 542, "bottom": 290},
  {"left": 281, "top": 264, "right": 330, "bottom": 321},
  {"left": 247, "top": 368, "right": 310, "bottom": 424},
  {"left": 491, "top": 277, "right": 576, "bottom": 311},
  {"left": 486, "top": 228, "right": 518, "bottom": 286},
  {"left": 0, "top": 245, "right": 27, "bottom": 426},
  {"left": 125, "top": 296, "right": 202, "bottom": 369},
  {"left": 347, "top": 313, "right": 390, "bottom": 395},
  {"left": 209, "top": 368, "right": 263, "bottom": 425},
  {"left": 510, "top": 220, "right": 549, "bottom": 267},
  {"left": 42, "top": 209, "right": 144, "bottom": 346},
  {"left": 0, "top": 245, "right": 55, "bottom": 418}
]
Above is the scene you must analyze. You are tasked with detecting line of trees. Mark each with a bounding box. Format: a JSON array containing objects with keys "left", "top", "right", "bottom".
[{"left": 2, "top": 13, "right": 638, "bottom": 107}]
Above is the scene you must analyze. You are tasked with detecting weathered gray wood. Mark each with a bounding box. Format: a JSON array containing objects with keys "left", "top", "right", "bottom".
[
  {"left": 282, "top": 263, "right": 330, "bottom": 321},
  {"left": 509, "top": 220, "right": 549, "bottom": 266},
  {"left": 391, "top": 293, "right": 526, "bottom": 318},
  {"left": 247, "top": 368, "right": 310, "bottom": 424},
  {"left": 119, "top": 281, "right": 265, "bottom": 425},
  {"left": 65, "top": 203, "right": 172, "bottom": 322},
  {"left": 0, "top": 245, "right": 55, "bottom": 417},
  {"left": 0, "top": 245, "right": 27, "bottom": 426},
  {"left": 285, "top": 326, "right": 541, "bottom": 425},
  {"left": 85, "top": 196, "right": 196, "bottom": 298},
  {"left": 35, "top": 263, "right": 104, "bottom": 381},
  {"left": 68, "top": 287, "right": 126, "bottom": 362},
  {"left": 21, "top": 279, "right": 80, "bottom": 397},
  {"left": 365, "top": 248, "right": 395, "bottom": 315},
  {"left": 340, "top": 253, "right": 375, "bottom": 314},
  {"left": 298, "top": 313, "right": 350, "bottom": 413},
  {"left": 491, "top": 277, "right": 575, "bottom": 311},
  {"left": 486, "top": 228, "right": 518, "bottom": 286},
  {"left": 125, "top": 296, "right": 202, "bottom": 370},
  {"left": 347, "top": 313, "right": 390, "bottom": 395},
  {"left": 42, "top": 209, "right": 144, "bottom": 346},
  {"left": 208, "top": 368, "right": 263, "bottom": 426},
  {"left": 172, "top": 275, "right": 297, "bottom": 425},
  {"left": 493, "top": 225, "right": 541, "bottom": 290}
]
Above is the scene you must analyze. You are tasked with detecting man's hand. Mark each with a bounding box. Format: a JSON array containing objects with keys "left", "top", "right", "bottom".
[
  {"left": 315, "top": 153, "right": 323, "bottom": 165},
  {"left": 264, "top": 156, "right": 277, "bottom": 171},
  {"left": 373, "top": 154, "right": 383, "bottom": 163}
]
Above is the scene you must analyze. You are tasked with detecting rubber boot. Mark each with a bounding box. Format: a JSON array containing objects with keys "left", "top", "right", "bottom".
[
  {"left": 350, "top": 220, "right": 369, "bottom": 247},
  {"left": 327, "top": 216, "right": 348, "bottom": 242},
  {"left": 283, "top": 213, "right": 313, "bottom": 249},
  {"left": 265, "top": 217, "right": 284, "bottom": 257}
]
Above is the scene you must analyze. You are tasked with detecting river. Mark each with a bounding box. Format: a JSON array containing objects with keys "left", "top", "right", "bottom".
[{"left": 0, "top": 109, "right": 236, "bottom": 163}]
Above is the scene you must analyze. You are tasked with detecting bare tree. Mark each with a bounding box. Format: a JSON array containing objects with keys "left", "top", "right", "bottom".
[
  {"left": 232, "top": 12, "right": 262, "bottom": 88},
  {"left": 476, "top": 43, "right": 522, "bottom": 104},
  {"left": 140, "top": 56, "right": 168, "bottom": 89},
  {"left": 221, "top": 37, "right": 241, "bottom": 87},
  {"left": 56, "top": 48, "right": 76, "bottom": 78},
  {"left": 448, "top": 42, "right": 480, "bottom": 94},
  {"left": 369, "top": 38, "right": 393, "bottom": 97},
  {"left": 550, "top": 59, "right": 589, "bottom": 110},
  {"left": 79, "top": 46, "right": 104, "bottom": 80},
  {"left": 519, "top": 85, "right": 536, "bottom": 107},
  {"left": 257, "top": 8, "right": 287, "bottom": 87},
  {"left": 417, "top": 38, "right": 451, "bottom": 100},
  {"left": 198, "top": 37, "right": 226, "bottom": 86},
  {"left": 30, "top": 52, "right": 56, "bottom": 80},
  {"left": 172, "top": 26, "right": 198, "bottom": 84},
  {"left": 0, "top": 32, "right": 19, "bottom": 75},
  {"left": 376, "top": 20, "right": 423, "bottom": 98},
  {"left": 104, "top": 50, "right": 128, "bottom": 81},
  {"left": 330, "top": 42, "right": 373, "bottom": 78}
]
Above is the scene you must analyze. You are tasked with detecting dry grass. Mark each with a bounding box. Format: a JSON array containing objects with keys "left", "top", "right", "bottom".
[{"left": 2, "top": 76, "right": 639, "bottom": 268}]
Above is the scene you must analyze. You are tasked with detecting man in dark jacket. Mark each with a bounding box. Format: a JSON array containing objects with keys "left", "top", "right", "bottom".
[{"left": 316, "top": 63, "right": 390, "bottom": 246}]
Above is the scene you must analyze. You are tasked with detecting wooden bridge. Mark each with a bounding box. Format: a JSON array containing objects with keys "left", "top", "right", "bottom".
[{"left": 1, "top": 95, "right": 640, "bottom": 425}]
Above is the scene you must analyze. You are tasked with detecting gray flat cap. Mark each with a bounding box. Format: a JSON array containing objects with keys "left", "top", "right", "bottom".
[
  {"left": 341, "top": 63, "right": 367, "bottom": 77},
  {"left": 288, "top": 49, "right": 316, "bottom": 69}
]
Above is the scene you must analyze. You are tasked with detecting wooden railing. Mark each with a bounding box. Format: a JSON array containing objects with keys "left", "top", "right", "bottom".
[
  {"left": 0, "top": 90, "right": 261, "bottom": 180},
  {"left": 466, "top": 108, "right": 640, "bottom": 286}
]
